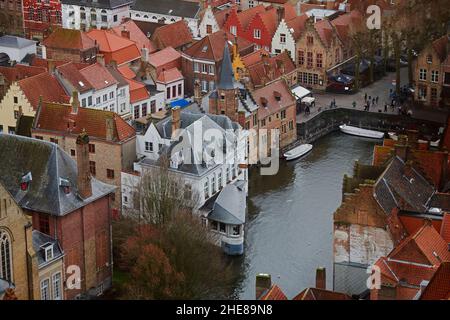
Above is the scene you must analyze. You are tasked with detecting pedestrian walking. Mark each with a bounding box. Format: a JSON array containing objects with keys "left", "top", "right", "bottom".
[
  {"left": 333, "top": 98, "right": 336, "bottom": 108},
  {"left": 384, "top": 104, "right": 388, "bottom": 112},
  {"left": 364, "top": 93, "right": 367, "bottom": 101},
  {"left": 352, "top": 101, "right": 356, "bottom": 108},
  {"left": 376, "top": 96, "right": 379, "bottom": 104}
]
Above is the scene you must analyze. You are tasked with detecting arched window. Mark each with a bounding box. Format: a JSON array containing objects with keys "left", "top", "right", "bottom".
[{"left": 0, "top": 230, "right": 12, "bottom": 282}]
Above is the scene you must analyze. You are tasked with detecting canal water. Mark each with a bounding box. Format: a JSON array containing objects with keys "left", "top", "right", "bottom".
[{"left": 234, "top": 131, "right": 380, "bottom": 299}]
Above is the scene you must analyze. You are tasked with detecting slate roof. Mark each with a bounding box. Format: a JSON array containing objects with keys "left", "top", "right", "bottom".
[
  {"left": 208, "top": 184, "right": 246, "bottom": 225},
  {"left": 131, "top": 0, "right": 201, "bottom": 19},
  {"left": 0, "top": 134, "right": 115, "bottom": 216},
  {"left": 217, "top": 42, "right": 235, "bottom": 90},
  {"left": 0, "top": 35, "right": 35, "bottom": 49},
  {"left": 32, "top": 230, "right": 64, "bottom": 268},
  {"left": 373, "top": 157, "right": 435, "bottom": 214},
  {"left": 61, "top": 0, "right": 133, "bottom": 9}
]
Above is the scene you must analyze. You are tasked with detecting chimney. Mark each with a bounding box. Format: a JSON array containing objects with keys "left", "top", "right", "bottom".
[
  {"left": 96, "top": 53, "right": 105, "bottom": 66},
  {"left": 171, "top": 107, "right": 181, "bottom": 138},
  {"left": 403, "top": 160, "right": 414, "bottom": 179},
  {"left": 194, "top": 80, "right": 202, "bottom": 104},
  {"left": 277, "top": 6, "right": 285, "bottom": 24},
  {"left": 255, "top": 274, "right": 271, "bottom": 299},
  {"left": 406, "top": 130, "right": 419, "bottom": 148},
  {"left": 76, "top": 131, "right": 92, "bottom": 199},
  {"left": 141, "top": 46, "right": 149, "bottom": 62},
  {"left": 394, "top": 135, "right": 409, "bottom": 161},
  {"left": 121, "top": 27, "right": 130, "bottom": 39},
  {"left": 70, "top": 91, "right": 80, "bottom": 114},
  {"left": 105, "top": 117, "right": 115, "bottom": 141},
  {"left": 316, "top": 267, "right": 326, "bottom": 290},
  {"left": 47, "top": 59, "right": 56, "bottom": 75}
]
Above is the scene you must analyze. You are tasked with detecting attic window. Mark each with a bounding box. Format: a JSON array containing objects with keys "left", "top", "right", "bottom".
[
  {"left": 20, "top": 172, "right": 32, "bottom": 191},
  {"left": 202, "top": 46, "right": 208, "bottom": 53},
  {"left": 260, "top": 97, "right": 268, "bottom": 107},
  {"left": 274, "top": 91, "right": 282, "bottom": 101},
  {"left": 104, "top": 80, "right": 109, "bottom": 84},
  {"left": 41, "top": 243, "right": 54, "bottom": 262},
  {"left": 59, "top": 177, "right": 71, "bottom": 194},
  {"left": 79, "top": 81, "right": 85, "bottom": 87},
  {"left": 426, "top": 55, "right": 432, "bottom": 64}
]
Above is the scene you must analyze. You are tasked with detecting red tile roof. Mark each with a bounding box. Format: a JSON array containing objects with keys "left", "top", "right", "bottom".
[
  {"left": 253, "top": 78, "right": 296, "bottom": 119},
  {"left": 34, "top": 101, "right": 135, "bottom": 142},
  {"left": 0, "top": 64, "right": 46, "bottom": 83},
  {"left": 111, "top": 20, "right": 157, "bottom": 53},
  {"left": 420, "top": 262, "right": 450, "bottom": 300},
  {"left": 117, "top": 64, "right": 136, "bottom": 79},
  {"left": 183, "top": 30, "right": 253, "bottom": 62},
  {"left": 148, "top": 46, "right": 181, "bottom": 68},
  {"left": 151, "top": 20, "right": 193, "bottom": 50},
  {"left": 286, "top": 14, "right": 308, "bottom": 40},
  {"left": 432, "top": 35, "right": 449, "bottom": 62},
  {"left": 79, "top": 63, "right": 118, "bottom": 90},
  {"left": 259, "top": 285, "right": 288, "bottom": 300},
  {"left": 246, "top": 51, "right": 296, "bottom": 87},
  {"left": 236, "top": 5, "right": 266, "bottom": 30},
  {"left": 56, "top": 62, "right": 93, "bottom": 92},
  {"left": 241, "top": 48, "right": 270, "bottom": 67},
  {"left": 86, "top": 29, "right": 141, "bottom": 65},
  {"left": 156, "top": 67, "right": 183, "bottom": 84},
  {"left": 293, "top": 288, "right": 352, "bottom": 300},
  {"left": 17, "top": 72, "right": 69, "bottom": 109},
  {"left": 440, "top": 213, "right": 450, "bottom": 243},
  {"left": 126, "top": 78, "right": 150, "bottom": 104},
  {"left": 43, "top": 28, "right": 96, "bottom": 50}
]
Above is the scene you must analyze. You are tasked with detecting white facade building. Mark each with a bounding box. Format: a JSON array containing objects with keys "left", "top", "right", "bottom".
[
  {"left": 271, "top": 18, "right": 297, "bottom": 61},
  {"left": 0, "top": 36, "right": 36, "bottom": 63},
  {"left": 61, "top": 0, "right": 133, "bottom": 31}
]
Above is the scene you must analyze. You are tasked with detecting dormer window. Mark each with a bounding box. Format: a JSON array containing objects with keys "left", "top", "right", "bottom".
[
  {"left": 20, "top": 172, "right": 32, "bottom": 191},
  {"left": 427, "top": 55, "right": 432, "bottom": 64},
  {"left": 59, "top": 178, "right": 71, "bottom": 194},
  {"left": 41, "top": 243, "right": 54, "bottom": 262}
]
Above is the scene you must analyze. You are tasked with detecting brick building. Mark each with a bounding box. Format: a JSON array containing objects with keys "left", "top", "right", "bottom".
[
  {"left": 150, "top": 20, "right": 194, "bottom": 51},
  {"left": 31, "top": 93, "right": 136, "bottom": 215},
  {"left": 22, "top": 0, "right": 63, "bottom": 40},
  {"left": 0, "top": 64, "right": 47, "bottom": 100},
  {"left": 0, "top": 0, "right": 24, "bottom": 37},
  {"left": 0, "top": 133, "right": 115, "bottom": 299},
  {"left": 42, "top": 28, "right": 98, "bottom": 63},
  {"left": 182, "top": 29, "right": 254, "bottom": 95}
]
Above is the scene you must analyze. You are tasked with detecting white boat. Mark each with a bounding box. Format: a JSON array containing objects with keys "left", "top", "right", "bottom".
[
  {"left": 339, "top": 124, "right": 385, "bottom": 139},
  {"left": 284, "top": 144, "right": 313, "bottom": 161}
]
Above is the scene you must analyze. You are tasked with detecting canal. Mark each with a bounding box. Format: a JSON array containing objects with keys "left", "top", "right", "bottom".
[{"left": 235, "top": 131, "right": 381, "bottom": 299}]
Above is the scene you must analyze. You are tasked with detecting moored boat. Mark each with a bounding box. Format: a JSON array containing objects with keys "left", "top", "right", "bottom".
[
  {"left": 284, "top": 144, "right": 313, "bottom": 161},
  {"left": 339, "top": 124, "right": 385, "bottom": 139}
]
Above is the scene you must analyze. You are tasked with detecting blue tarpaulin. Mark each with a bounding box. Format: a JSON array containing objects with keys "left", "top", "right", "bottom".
[{"left": 170, "top": 99, "right": 190, "bottom": 109}]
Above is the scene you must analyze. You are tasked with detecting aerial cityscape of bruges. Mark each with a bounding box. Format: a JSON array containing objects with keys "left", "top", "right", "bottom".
[{"left": 0, "top": 0, "right": 449, "bottom": 314}]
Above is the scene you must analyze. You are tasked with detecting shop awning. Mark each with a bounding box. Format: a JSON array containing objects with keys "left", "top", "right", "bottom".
[
  {"left": 291, "top": 85, "right": 311, "bottom": 100},
  {"left": 301, "top": 97, "right": 316, "bottom": 105}
]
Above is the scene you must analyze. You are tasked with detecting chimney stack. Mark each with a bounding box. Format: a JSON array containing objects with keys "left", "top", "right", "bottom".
[
  {"left": 394, "top": 135, "right": 409, "bottom": 161},
  {"left": 316, "top": 267, "right": 326, "bottom": 290},
  {"left": 96, "top": 53, "right": 105, "bottom": 66},
  {"left": 194, "top": 80, "right": 202, "bottom": 104},
  {"left": 47, "top": 59, "right": 56, "bottom": 75},
  {"left": 141, "top": 46, "right": 149, "bottom": 62},
  {"left": 76, "top": 131, "right": 92, "bottom": 199},
  {"left": 255, "top": 274, "right": 272, "bottom": 299},
  {"left": 277, "top": 6, "right": 285, "bottom": 24},
  {"left": 171, "top": 107, "right": 181, "bottom": 138},
  {"left": 105, "top": 117, "right": 115, "bottom": 141},
  {"left": 70, "top": 91, "right": 80, "bottom": 114}
]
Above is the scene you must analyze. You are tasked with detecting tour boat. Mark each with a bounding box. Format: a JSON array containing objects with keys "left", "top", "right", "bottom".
[
  {"left": 284, "top": 144, "right": 313, "bottom": 161},
  {"left": 339, "top": 124, "right": 385, "bottom": 139}
]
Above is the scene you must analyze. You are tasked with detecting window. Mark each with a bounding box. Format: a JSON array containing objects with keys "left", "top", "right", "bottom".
[
  {"left": 40, "top": 279, "right": 50, "bottom": 300},
  {"left": 431, "top": 70, "right": 439, "bottom": 83},
  {"left": 96, "top": 97, "right": 101, "bottom": 104},
  {"left": 82, "top": 98, "right": 87, "bottom": 108},
  {"left": 281, "top": 110, "right": 286, "bottom": 119},
  {"left": 13, "top": 96, "right": 18, "bottom": 103},
  {"left": 88, "top": 96, "right": 92, "bottom": 106},
  {"left": 307, "top": 36, "right": 313, "bottom": 45},
  {"left": 218, "top": 171, "right": 223, "bottom": 189},
  {"left": 120, "top": 103, "right": 126, "bottom": 112},
  {"left": 232, "top": 225, "right": 240, "bottom": 236},
  {"left": 219, "top": 222, "right": 226, "bottom": 233},
  {"left": 280, "top": 33, "right": 286, "bottom": 44},
  {"left": 426, "top": 55, "right": 432, "bottom": 64},
  {"left": 89, "top": 143, "right": 95, "bottom": 153},
  {"left": 419, "top": 68, "right": 427, "bottom": 81},
  {"left": 172, "top": 86, "right": 176, "bottom": 98},
  {"left": 150, "top": 100, "right": 156, "bottom": 113},
  {"left": 141, "top": 103, "right": 147, "bottom": 117},
  {"left": 109, "top": 92, "right": 114, "bottom": 99},
  {"left": 211, "top": 176, "right": 216, "bottom": 193},
  {"left": 0, "top": 231, "right": 12, "bottom": 282},
  {"left": 298, "top": 50, "right": 304, "bottom": 65},
  {"left": 418, "top": 86, "right": 427, "bottom": 100},
  {"left": 194, "top": 62, "right": 200, "bottom": 73},
  {"left": 307, "top": 52, "right": 313, "bottom": 68},
  {"left": 201, "top": 63, "right": 207, "bottom": 74},
  {"left": 52, "top": 273, "right": 62, "bottom": 300},
  {"left": 208, "top": 64, "right": 214, "bottom": 75},
  {"left": 70, "top": 149, "right": 75, "bottom": 157},
  {"left": 206, "top": 24, "right": 212, "bottom": 34},
  {"left": 178, "top": 84, "right": 182, "bottom": 96},
  {"left": 230, "top": 25, "right": 237, "bottom": 36},
  {"left": 107, "top": 169, "right": 114, "bottom": 179},
  {"left": 431, "top": 87, "right": 438, "bottom": 104},
  {"left": 226, "top": 167, "right": 230, "bottom": 182},
  {"left": 253, "top": 29, "right": 261, "bottom": 39},
  {"left": 44, "top": 245, "right": 54, "bottom": 261},
  {"left": 316, "top": 53, "right": 323, "bottom": 68},
  {"left": 145, "top": 141, "right": 153, "bottom": 152},
  {"left": 166, "top": 87, "right": 171, "bottom": 99},
  {"left": 134, "top": 106, "right": 140, "bottom": 119},
  {"left": 289, "top": 120, "right": 294, "bottom": 130},
  {"left": 89, "top": 161, "right": 96, "bottom": 176},
  {"left": 248, "top": 0, "right": 254, "bottom": 8},
  {"left": 204, "top": 180, "right": 209, "bottom": 199},
  {"left": 113, "top": 15, "right": 117, "bottom": 22}
]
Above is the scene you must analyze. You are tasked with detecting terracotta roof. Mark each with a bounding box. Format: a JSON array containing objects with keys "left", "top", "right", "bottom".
[
  {"left": 389, "top": 222, "right": 450, "bottom": 267},
  {"left": 29, "top": 56, "right": 86, "bottom": 69},
  {"left": 117, "top": 64, "right": 136, "bottom": 79},
  {"left": 183, "top": 30, "right": 253, "bottom": 62},
  {"left": 253, "top": 78, "right": 295, "bottom": 119},
  {"left": 241, "top": 48, "right": 270, "bottom": 67},
  {"left": 259, "top": 285, "right": 288, "bottom": 300},
  {"left": 420, "top": 262, "right": 450, "bottom": 300},
  {"left": 440, "top": 213, "right": 450, "bottom": 243},
  {"left": 236, "top": 5, "right": 266, "bottom": 30},
  {"left": 293, "top": 288, "right": 352, "bottom": 300},
  {"left": 151, "top": 20, "right": 193, "bottom": 50},
  {"left": 17, "top": 72, "right": 69, "bottom": 109},
  {"left": 156, "top": 67, "right": 183, "bottom": 84},
  {"left": 214, "top": 6, "right": 233, "bottom": 28},
  {"left": 56, "top": 62, "right": 93, "bottom": 92},
  {"left": 86, "top": 29, "right": 141, "bottom": 65},
  {"left": 286, "top": 14, "right": 308, "bottom": 40},
  {"left": 432, "top": 35, "right": 449, "bottom": 62},
  {"left": 314, "top": 18, "right": 335, "bottom": 47},
  {"left": 247, "top": 51, "right": 296, "bottom": 87},
  {"left": 111, "top": 20, "right": 157, "bottom": 53},
  {"left": 79, "top": 63, "right": 118, "bottom": 90},
  {"left": 0, "top": 64, "right": 46, "bottom": 83},
  {"left": 331, "top": 10, "right": 364, "bottom": 45},
  {"left": 43, "top": 28, "right": 96, "bottom": 50},
  {"left": 34, "top": 101, "right": 135, "bottom": 142},
  {"left": 148, "top": 46, "right": 181, "bottom": 67},
  {"left": 126, "top": 78, "right": 150, "bottom": 103}
]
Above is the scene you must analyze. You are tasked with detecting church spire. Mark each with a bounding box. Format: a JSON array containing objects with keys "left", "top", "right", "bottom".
[{"left": 218, "top": 41, "right": 235, "bottom": 90}]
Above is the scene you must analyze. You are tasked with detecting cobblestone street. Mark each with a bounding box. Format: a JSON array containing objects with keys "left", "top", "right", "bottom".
[{"left": 297, "top": 69, "right": 409, "bottom": 123}]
